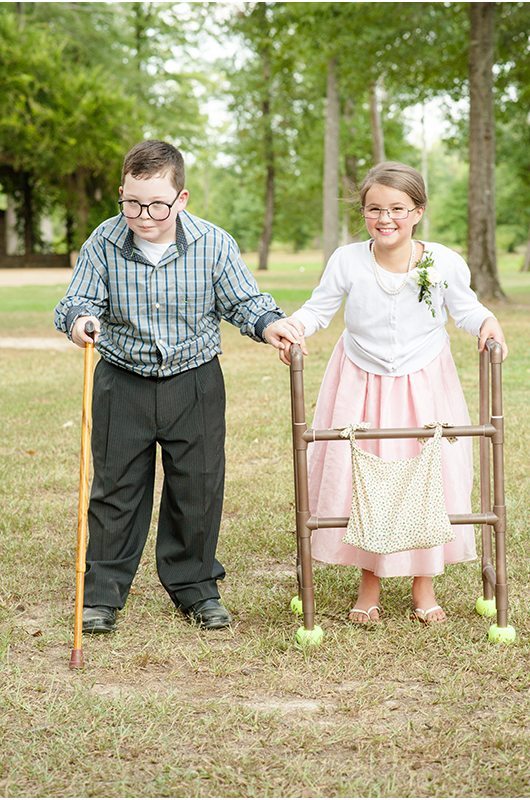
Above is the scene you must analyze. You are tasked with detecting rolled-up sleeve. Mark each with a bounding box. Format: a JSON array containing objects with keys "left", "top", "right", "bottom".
[{"left": 54, "top": 236, "right": 109, "bottom": 339}]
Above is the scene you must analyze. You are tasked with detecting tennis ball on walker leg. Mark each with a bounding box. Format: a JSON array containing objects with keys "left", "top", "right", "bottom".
[
  {"left": 295, "top": 625, "right": 324, "bottom": 647},
  {"left": 290, "top": 596, "right": 304, "bottom": 616},
  {"left": 290, "top": 596, "right": 316, "bottom": 616},
  {"left": 475, "top": 596, "right": 496, "bottom": 617},
  {"left": 488, "top": 624, "right": 516, "bottom": 644}
]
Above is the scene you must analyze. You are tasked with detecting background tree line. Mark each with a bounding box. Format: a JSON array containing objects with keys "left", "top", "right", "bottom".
[{"left": 0, "top": 1, "right": 528, "bottom": 297}]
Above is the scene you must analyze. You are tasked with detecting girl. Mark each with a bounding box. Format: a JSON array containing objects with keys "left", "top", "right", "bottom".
[{"left": 268, "top": 161, "right": 507, "bottom": 625}]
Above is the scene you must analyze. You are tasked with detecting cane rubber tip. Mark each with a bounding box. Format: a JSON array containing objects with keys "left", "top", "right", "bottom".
[
  {"left": 475, "top": 596, "right": 496, "bottom": 617},
  {"left": 69, "top": 649, "right": 85, "bottom": 669}
]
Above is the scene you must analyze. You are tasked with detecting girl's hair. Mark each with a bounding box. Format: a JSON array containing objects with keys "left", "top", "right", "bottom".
[
  {"left": 121, "top": 140, "right": 185, "bottom": 191},
  {"left": 359, "top": 161, "right": 427, "bottom": 208}
]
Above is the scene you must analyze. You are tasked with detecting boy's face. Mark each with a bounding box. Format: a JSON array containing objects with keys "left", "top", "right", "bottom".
[{"left": 119, "top": 171, "right": 189, "bottom": 244}]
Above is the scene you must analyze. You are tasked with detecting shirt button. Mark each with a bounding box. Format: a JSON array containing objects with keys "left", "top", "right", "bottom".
[{"left": 155, "top": 303, "right": 160, "bottom": 309}]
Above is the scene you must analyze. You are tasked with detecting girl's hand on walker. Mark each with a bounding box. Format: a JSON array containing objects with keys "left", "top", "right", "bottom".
[
  {"left": 479, "top": 317, "right": 508, "bottom": 360},
  {"left": 263, "top": 318, "right": 308, "bottom": 365}
]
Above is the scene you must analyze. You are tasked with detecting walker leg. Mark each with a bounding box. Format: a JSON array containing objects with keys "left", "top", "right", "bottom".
[
  {"left": 476, "top": 349, "right": 497, "bottom": 617},
  {"left": 487, "top": 346, "right": 515, "bottom": 643},
  {"left": 290, "top": 347, "right": 323, "bottom": 646}
]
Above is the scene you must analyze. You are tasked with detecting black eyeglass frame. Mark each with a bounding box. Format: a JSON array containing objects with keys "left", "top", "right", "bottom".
[{"left": 118, "top": 192, "right": 181, "bottom": 220}]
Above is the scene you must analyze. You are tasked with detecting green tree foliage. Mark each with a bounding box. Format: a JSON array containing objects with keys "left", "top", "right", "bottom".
[
  {"left": 0, "top": 0, "right": 527, "bottom": 267},
  {"left": 0, "top": 2, "right": 205, "bottom": 251}
]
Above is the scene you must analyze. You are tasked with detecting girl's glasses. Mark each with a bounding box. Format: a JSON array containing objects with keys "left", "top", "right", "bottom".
[{"left": 362, "top": 205, "right": 419, "bottom": 220}]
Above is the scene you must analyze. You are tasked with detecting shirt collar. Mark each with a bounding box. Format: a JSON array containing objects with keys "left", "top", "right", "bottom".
[{"left": 102, "top": 210, "right": 212, "bottom": 258}]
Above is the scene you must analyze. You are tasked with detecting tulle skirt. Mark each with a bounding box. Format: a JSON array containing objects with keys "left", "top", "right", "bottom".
[{"left": 309, "top": 337, "right": 477, "bottom": 577}]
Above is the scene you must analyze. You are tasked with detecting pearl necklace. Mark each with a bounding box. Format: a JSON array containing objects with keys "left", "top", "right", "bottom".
[{"left": 371, "top": 240, "right": 416, "bottom": 295}]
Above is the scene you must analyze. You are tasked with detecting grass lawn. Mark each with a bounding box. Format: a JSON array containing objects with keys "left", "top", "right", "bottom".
[{"left": 0, "top": 250, "right": 528, "bottom": 797}]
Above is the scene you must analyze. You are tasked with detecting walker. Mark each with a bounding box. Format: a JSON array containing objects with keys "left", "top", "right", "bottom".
[{"left": 288, "top": 339, "right": 516, "bottom": 646}]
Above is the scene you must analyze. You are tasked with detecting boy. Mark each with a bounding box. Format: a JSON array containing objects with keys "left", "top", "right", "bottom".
[{"left": 55, "top": 140, "right": 301, "bottom": 633}]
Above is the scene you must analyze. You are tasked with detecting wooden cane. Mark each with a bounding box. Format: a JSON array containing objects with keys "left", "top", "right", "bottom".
[{"left": 69, "top": 321, "right": 95, "bottom": 669}]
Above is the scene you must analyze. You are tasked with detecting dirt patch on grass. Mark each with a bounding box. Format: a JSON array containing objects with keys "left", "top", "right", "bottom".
[
  {"left": 0, "top": 267, "right": 73, "bottom": 287},
  {"left": 0, "top": 336, "right": 72, "bottom": 351}
]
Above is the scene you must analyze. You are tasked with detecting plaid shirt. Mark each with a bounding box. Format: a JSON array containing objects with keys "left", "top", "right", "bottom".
[{"left": 54, "top": 210, "right": 283, "bottom": 377}]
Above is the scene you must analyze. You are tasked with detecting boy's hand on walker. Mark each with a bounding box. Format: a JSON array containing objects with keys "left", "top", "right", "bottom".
[
  {"left": 276, "top": 336, "right": 308, "bottom": 366},
  {"left": 71, "top": 315, "right": 100, "bottom": 348},
  {"left": 263, "top": 318, "right": 308, "bottom": 363},
  {"left": 479, "top": 317, "right": 508, "bottom": 360}
]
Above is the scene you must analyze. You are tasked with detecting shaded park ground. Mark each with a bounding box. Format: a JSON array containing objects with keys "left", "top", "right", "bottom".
[{"left": 0, "top": 251, "right": 528, "bottom": 797}]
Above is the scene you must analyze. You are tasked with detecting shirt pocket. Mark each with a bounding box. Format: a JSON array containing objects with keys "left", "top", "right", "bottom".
[{"left": 176, "top": 275, "right": 214, "bottom": 333}]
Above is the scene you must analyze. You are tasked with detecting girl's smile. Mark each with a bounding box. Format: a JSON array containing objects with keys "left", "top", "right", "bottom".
[{"left": 363, "top": 183, "right": 424, "bottom": 259}]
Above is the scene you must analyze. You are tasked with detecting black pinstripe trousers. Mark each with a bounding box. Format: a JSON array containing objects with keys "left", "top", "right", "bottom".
[{"left": 84, "top": 356, "right": 226, "bottom": 610}]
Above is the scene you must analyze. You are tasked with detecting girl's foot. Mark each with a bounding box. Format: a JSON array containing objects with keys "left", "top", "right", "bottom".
[
  {"left": 348, "top": 570, "right": 382, "bottom": 624},
  {"left": 412, "top": 576, "right": 447, "bottom": 623}
]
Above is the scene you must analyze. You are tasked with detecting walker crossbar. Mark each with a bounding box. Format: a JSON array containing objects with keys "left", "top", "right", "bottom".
[
  {"left": 301, "top": 425, "right": 495, "bottom": 442},
  {"left": 304, "top": 513, "right": 498, "bottom": 529},
  {"left": 289, "top": 338, "right": 514, "bottom": 643}
]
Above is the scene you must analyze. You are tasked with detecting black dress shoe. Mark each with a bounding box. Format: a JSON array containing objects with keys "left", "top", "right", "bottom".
[
  {"left": 184, "top": 598, "right": 232, "bottom": 629},
  {"left": 82, "top": 605, "right": 117, "bottom": 634}
]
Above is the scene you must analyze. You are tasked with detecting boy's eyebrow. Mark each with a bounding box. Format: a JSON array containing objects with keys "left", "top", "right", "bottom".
[{"left": 121, "top": 194, "right": 174, "bottom": 201}]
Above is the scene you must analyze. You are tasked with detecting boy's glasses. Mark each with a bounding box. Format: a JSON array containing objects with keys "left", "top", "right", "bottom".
[
  {"left": 118, "top": 193, "right": 180, "bottom": 221},
  {"left": 362, "top": 205, "right": 419, "bottom": 220}
]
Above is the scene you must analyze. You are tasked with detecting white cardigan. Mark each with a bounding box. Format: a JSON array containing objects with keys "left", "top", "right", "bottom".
[{"left": 292, "top": 240, "right": 493, "bottom": 376}]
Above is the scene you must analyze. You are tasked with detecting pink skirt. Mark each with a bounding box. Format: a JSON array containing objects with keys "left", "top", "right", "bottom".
[{"left": 309, "top": 337, "right": 477, "bottom": 577}]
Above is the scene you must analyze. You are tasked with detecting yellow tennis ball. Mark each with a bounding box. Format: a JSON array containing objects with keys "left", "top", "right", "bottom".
[
  {"left": 475, "top": 596, "right": 496, "bottom": 617},
  {"left": 295, "top": 625, "right": 324, "bottom": 647},
  {"left": 488, "top": 624, "right": 516, "bottom": 644},
  {"left": 290, "top": 596, "right": 304, "bottom": 616}
]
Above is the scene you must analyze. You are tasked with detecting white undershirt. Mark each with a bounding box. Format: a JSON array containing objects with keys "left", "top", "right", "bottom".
[{"left": 133, "top": 234, "right": 170, "bottom": 265}]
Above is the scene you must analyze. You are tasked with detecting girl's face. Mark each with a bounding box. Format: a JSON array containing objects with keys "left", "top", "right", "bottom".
[{"left": 363, "top": 183, "right": 424, "bottom": 250}]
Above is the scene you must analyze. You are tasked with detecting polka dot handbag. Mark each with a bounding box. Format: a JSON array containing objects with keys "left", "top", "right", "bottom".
[{"left": 340, "top": 422, "right": 454, "bottom": 554}]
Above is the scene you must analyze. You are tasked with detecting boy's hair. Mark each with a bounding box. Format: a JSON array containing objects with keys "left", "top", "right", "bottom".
[
  {"left": 121, "top": 140, "right": 185, "bottom": 191},
  {"left": 359, "top": 161, "right": 427, "bottom": 209}
]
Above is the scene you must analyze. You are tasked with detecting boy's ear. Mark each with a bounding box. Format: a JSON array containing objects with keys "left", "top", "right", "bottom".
[
  {"left": 118, "top": 185, "right": 123, "bottom": 198},
  {"left": 178, "top": 189, "right": 189, "bottom": 209}
]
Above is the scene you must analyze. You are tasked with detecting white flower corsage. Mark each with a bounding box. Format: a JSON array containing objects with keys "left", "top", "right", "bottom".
[{"left": 411, "top": 251, "right": 448, "bottom": 317}]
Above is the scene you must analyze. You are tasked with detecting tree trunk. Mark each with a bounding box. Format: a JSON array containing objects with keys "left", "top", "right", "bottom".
[
  {"left": 323, "top": 56, "right": 340, "bottom": 266},
  {"left": 343, "top": 97, "right": 359, "bottom": 243},
  {"left": 521, "top": 224, "right": 530, "bottom": 272},
  {"left": 369, "top": 79, "right": 385, "bottom": 164},
  {"left": 22, "top": 172, "right": 34, "bottom": 255},
  {"left": 257, "top": 43, "right": 274, "bottom": 272},
  {"left": 67, "top": 171, "right": 90, "bottom": 249},
  {"left": 65, "top": 211, "right": 75, "bottom": 256},
  {"left": 468, "top": 3, "right": 504, "bottom": 299},
  {"left": 420, "top": 105, "right": 430, "bottom": 240}
]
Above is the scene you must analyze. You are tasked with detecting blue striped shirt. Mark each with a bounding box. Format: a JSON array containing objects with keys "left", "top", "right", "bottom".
[{"left": 54, "top": 210, "right": 284, "bottom": 377}]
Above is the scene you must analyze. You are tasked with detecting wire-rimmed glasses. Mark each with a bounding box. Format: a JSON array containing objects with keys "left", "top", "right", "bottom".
[{"left": 361, "top": 205, "right": 420, "bottom": 220}]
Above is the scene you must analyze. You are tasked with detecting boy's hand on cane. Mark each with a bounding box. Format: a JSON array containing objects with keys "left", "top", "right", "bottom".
[
  {"left": 263, "top": 317, "right": 307, "bottom": 366},
  {"left": 71, "top": 316, "right": 100, "bottom": 348},
  {"left": 479, "top": 317, "right": 508, "bottom": 360}
]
